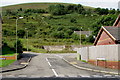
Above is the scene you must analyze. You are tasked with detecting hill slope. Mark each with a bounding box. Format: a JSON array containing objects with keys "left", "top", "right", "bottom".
[{"left": 2, "top": 2, "right": 94, "bottom": 11}]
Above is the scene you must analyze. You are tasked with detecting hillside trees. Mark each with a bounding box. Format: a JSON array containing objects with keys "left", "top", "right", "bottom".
[
  {"left": 94, "top": 8, "right": 109, "bottom": 15},
  {"left": 92, "top": 14, "right": 117, "bottom": 36},
  {"left": 17, "top": 30, "right": 25, "bottom": 38},
  {"left": 48, "top": 4, "right": 66, "bottom": 15},
  {"left": 48, "top": 4, "right": 85, "bottom": 15},
  {"left": 14, "top": 39, "right": 23, "bottom": 53}
]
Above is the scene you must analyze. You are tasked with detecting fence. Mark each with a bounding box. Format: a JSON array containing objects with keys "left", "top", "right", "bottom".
[
  {"left": 77, "top": 44, "right": 120, "bottom": 69},
  {"left": 0, "top": 54, "right": 17, "bottom": 60}
]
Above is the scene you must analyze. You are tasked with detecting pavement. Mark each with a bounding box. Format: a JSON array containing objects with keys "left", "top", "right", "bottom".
[
  {"left": 62, "top": 55, "right": 120, "bottom": 75},
  {"left": 0, "top": 52, "right": 32, "bottom": 73}
]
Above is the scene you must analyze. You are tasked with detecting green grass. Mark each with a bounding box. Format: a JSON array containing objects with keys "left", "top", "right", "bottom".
[{"left": 0, "top": 60, "right": 16, "bottom": 67}]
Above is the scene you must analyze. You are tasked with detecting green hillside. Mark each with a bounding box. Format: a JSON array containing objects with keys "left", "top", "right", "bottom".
[
  {"left": 2, "top": 2, "right": 94, "bottom": 11},
  {"left": 2, "top": 3, "right": 119, "bottom": 53}
]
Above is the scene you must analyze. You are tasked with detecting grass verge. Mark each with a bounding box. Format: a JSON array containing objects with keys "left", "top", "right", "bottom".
[{"left": 0, "top": 60, "right": 16, "bottom": 67}]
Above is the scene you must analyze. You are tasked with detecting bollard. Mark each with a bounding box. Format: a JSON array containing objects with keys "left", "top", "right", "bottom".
[{"left": 77, "top": 53, "right": 80, "bottom": 60}]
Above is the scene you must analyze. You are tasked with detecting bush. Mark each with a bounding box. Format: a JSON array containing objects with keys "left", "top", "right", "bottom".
[
  {"left": 70, "top": 18, "right": 77, "bottom": 23},
  {"left": 86, "top": 35, "right": 95, "bottom": 43},
  {"left": 17, "top": 30, "right": 26, "bottom": 38},
  {"left": 71, "top": 33, "right": 80, "bottom": 40},
  {"left": 14, "top": 39, "right": 23, "bottom": 54}
]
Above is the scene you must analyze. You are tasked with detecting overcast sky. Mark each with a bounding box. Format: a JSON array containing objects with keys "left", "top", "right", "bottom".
[{"left": 1, "top": 0, "right": 120, "bottom": 9}]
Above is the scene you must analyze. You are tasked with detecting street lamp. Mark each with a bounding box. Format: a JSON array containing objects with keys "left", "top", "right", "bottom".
[
  {"left": 80, "top": 27, "right": 82, "bottom": 47},
  {"left": 16, "top": 17, "right": 23, "bottom": 54},
  {"left": 25, "top": 28, "right": 28, "bottom": 52}
]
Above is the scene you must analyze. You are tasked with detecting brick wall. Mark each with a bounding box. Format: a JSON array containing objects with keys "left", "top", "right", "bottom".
[
  {"left": 88, "top": 60, "right": 120, "bottom": 69},
  {"left": 96, "top": 30, "right": 115, "bottom": 45}
]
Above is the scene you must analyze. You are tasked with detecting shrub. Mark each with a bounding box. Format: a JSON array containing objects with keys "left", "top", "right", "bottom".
[
  {"left": 14, "top": 39, "right": 23, "bottom": 54},
  {"left": 71, "top": 33, "right": 80, "bottom": 40}
]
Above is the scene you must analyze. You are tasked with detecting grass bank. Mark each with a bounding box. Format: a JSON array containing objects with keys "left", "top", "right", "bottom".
[{"left": 0, "top": 60, "right": 16, "bottom": 67}]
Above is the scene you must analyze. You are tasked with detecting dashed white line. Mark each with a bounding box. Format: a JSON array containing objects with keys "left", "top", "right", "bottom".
[
  {"left": 46, "top": 58, "right": 52, "bottom": 67},
  {"left": 52, "top": 69, "right": 58, "bottom": 77},
  {"left": 46, "top": 58, "right": 58, "bottom": 77}
]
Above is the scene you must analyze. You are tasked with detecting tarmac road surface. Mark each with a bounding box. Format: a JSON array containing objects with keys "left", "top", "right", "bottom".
[{"left": 2, "top": 53, "right": 119, "bottom": 78}]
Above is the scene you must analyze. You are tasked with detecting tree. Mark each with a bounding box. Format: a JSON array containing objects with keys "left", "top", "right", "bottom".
[
  {"left": 91, "top": 14, "right": 117, "bottom": 36},
  {"left": 48, "top": 4, "right": 66, "bottom": 15},
  {"left": 95, "top": 8, "right": 109, "bottom": 15},
  {"left": 17, "top": 30, "right": 25, "bottom": 38},
  {"left": 70, "top": 18, "right": 77, "bottom": 23},
  {"left": 77, "top": 4, "right": 85, "bottom": 14},
  {"left": 71, "top": 33, "right": 80, "bottom": 40},
  {"left": 66, "top": 5, "right": 76, "bottom": 13},
  {"left": 18, "top": 8, "right": 23, "bottom": 11},
  {"left": 86, "top": 35, "right": 95, "bottom": 43},
  {"left": 109, "top": 9, "right": 116, "bottom": 14},
  {"left": 14, "top": 39, "right": 23, "bottom": 53}
]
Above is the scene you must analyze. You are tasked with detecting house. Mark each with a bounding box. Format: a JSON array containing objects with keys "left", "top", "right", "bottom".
[
  {"left": 74, "top": 31, "right": 92, "bottom": 37},
  {"left": 78, "top": 15, "right": 120, "bottom": 69},
  {"left": 94, "top": 15, "right": 120, "bottom": 46}
]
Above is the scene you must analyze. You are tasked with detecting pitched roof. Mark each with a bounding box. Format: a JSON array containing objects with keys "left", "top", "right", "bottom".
[
  {"left": 104, "top": 26, "right": 120, "bottom": 40},
  {"left": 94, "top": 26, "right": 120, "bottom": 45},
  {"left": 113, "top": 15, "right": 120, "bottom": 26},
  {"left": 74, "top": 31, "right": 92, "bottom": 36}
]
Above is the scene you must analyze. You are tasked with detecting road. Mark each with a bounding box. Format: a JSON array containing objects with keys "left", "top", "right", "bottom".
[{"left": 2, "top": 52, "right": 119, "bottom": 78}]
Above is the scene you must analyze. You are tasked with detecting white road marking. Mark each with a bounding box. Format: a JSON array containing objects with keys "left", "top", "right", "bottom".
[
  {"left": 52, "top": 69, "right": 58, "bottom": 77},
  {"left": 80, "top": 75, "right": 90, "bottom": 77},
  {"left": 46, "top": 58, "right": 58, "bottom": 77},
  {"left": 104, "top": 74, "right": 112, "bottom": 77},
  {"left": 46, "top": 58, "right": 52, "bottom": 66},
  {"left": 18, "top": 75, "right": 27, "bottom": 77},
  {"left": 92, "top": 75, "right": 103, "bottom": 77}
]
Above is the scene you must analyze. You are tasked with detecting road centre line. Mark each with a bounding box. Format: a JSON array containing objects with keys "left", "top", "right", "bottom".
[
  {"left": 52, "top": 69, "right": 58, "bottom": 77},
  {"left": 46, "top": 58, "right": 58, "bottom": 77},
  {"left": 46, "top": 58, "right": 52, "bottom": 67}
]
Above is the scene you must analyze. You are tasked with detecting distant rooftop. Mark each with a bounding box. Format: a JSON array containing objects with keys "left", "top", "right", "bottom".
[{"left": 74, "top": 31, "right": 92, "bottom": 36}]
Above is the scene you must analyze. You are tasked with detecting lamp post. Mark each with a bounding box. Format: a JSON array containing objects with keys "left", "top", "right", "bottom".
[
  {"left": 80, "top": 27, "right": 82, "bottom": 47},
  {"left": 77, "top": 27, "right": 82, "bottom": 61},
  {"left": 16, "top": 17, "right": 23, "bottom": 54},
  {"left": 25, "top": 28, "right": 28, "bottom": 52}
]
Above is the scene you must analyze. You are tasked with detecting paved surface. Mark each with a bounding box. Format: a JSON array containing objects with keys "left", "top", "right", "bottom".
[
  {"left": 63, "top": 55, "right": 119, "bottom": 74},
  {"left": 0, "top": 52, "right": 32, "bottom": 72},
  {"left": 1, "top": 52, "right": 120, "bottom": 78}
]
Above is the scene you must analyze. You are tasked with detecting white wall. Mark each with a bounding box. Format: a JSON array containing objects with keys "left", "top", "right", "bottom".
[{"left": 77, "top": 44, "right": 119, "bottom": 61}]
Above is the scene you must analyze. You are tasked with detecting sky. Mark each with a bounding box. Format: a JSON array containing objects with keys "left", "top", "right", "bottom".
[{"left": 0, "top": 0, "right": 120, "bottom": 9}]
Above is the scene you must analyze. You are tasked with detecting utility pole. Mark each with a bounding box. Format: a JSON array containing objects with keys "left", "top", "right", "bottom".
[
  {"left": 80, "top": 27, "right": 82, "bottom": 47},
  {"left": 16, "top": 17, "right": 23, "bottom": 60},
  {"left": 25, "top": 28, "right": 28, "bottom": 52}
]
